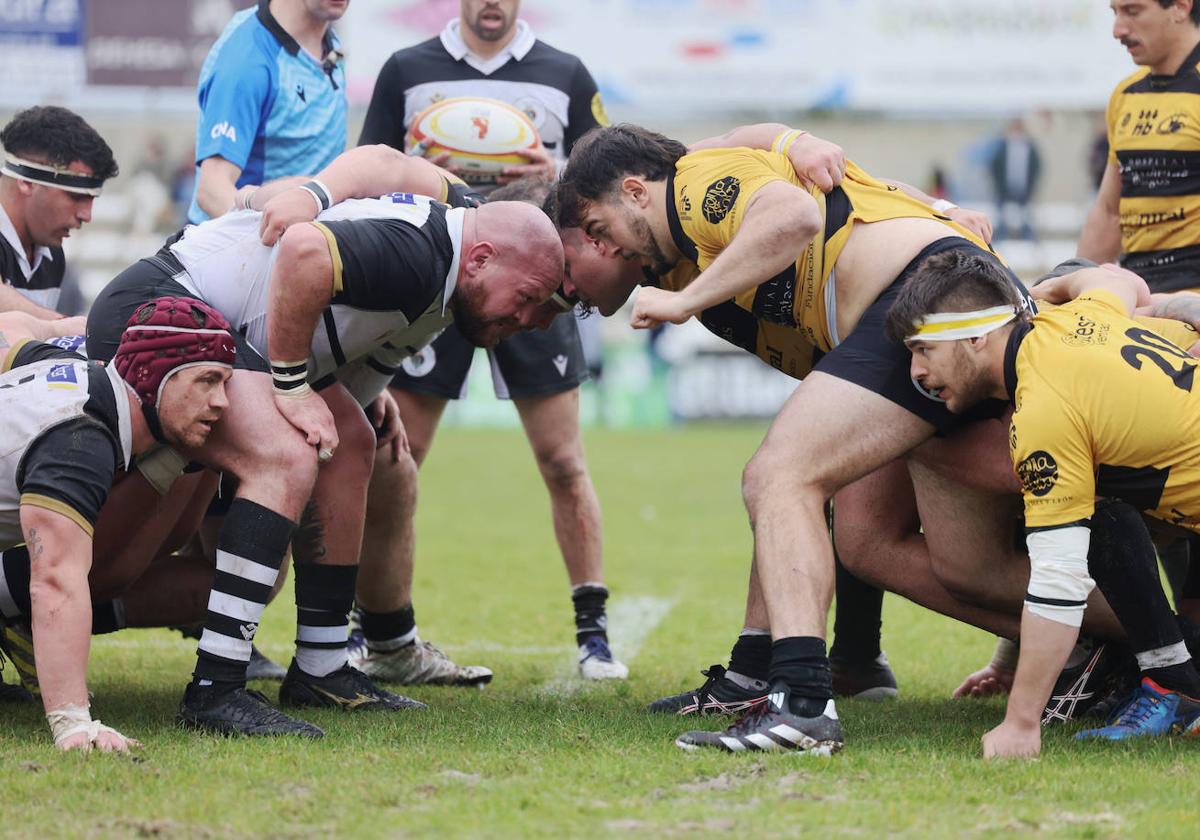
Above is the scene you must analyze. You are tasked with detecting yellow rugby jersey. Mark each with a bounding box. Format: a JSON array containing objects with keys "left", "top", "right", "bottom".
[
  {"left": 652, "top": 262, "right": 822, "bottom": 379},
  {"left": 1106, "top": 41, "right": 1200, "bottom": 292},
  {"left": 1008, "top": 289, "right": 1200, "bottom": 532},
  {"left": 666, "top": 148, "right": 989, "bottom": 352}
]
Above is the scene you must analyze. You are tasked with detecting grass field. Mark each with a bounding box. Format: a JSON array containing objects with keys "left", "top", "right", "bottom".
[{"left": 2, "top": 425, "right": 1198, "bottom": 839}]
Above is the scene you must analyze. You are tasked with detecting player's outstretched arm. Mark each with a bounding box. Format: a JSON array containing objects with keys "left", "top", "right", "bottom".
[
  {"left": 1077, "top": 162, "right": 1122, "bottom": 264},
  {"left": 22, "top": 506, "right": 140, "bottom": 752},
  {"left": 258, "top": 145, "right": 452, "bottom": 244},
  {"left": 1030, "top": 263, "right": 1149, "bottom": 314},
  {"left": 689, "top": 123, "right": 846, "bottom": 193},
  {"left": 0, "top": 312, "right": 87, "bottom": 371},
  {"left": 880, "top": 179, "right": 993, "bottom": 244},
  {"left": 631, "top": 181, "right": 820, "bottom": 329},
  {"left": 266, "top": 224, "right": 338, "bottom": 457}
]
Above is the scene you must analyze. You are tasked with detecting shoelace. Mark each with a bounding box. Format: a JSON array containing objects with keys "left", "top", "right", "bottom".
[
  {"left": 1110, "top": 688, "right": 1161, "bottom": 729},
  {"left": 581, "top": 637, "right": 612, "bottom": 662},
  {"left": 689, "top": 665, "right": 727, "bottom": 704}
]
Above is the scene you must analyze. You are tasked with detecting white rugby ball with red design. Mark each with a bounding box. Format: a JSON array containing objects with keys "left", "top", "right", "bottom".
[{"left": 405, "top": 96, "right": 541, "bottom": 184}]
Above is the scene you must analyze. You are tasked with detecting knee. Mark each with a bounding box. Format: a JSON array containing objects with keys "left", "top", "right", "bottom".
[
  {"left": 334, "top": 408, "right": 378, "bottom": 480},
  {"left": 742, "top": 446, "right": 821, "bottom": 521},
  {"left": 371, "top": 446, "right": 419, "bottom": 512},
  {"left": 928, "top": 548, "right": 989, "bottom": 605},
  {"left": 246, "top": 432, "right": 319, "bottom": 502},
  {"left": 535, "top": 444, "right": 589, "bottom": 494}
]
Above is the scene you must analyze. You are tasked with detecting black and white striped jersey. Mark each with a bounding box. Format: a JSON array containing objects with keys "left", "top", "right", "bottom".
[
  {"left": 0, "top": 341, "right": 131, "bottom": 553},
  {"left": 166, "top": 193, "right": 463, "bottom": 400},
  {"left": 358, "top": 19, "right": 607, "bottom": 172},
  {"left": 0, "top": 204, "right": 65, "bottom": 312}
]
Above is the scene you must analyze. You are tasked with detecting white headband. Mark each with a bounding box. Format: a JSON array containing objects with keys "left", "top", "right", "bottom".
[{"left": 906, "top": 305, "right": 1017, "bottom": 343}]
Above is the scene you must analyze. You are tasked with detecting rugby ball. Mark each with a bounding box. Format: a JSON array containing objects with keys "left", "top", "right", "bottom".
[{"left": 405, "top": 96, "right": 541, "bottom": 185}]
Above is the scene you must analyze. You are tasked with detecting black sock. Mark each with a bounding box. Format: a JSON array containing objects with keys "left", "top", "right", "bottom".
[
  {"left": 91, "top": 599, "right": 126, "bottom": 635},
  {"left": 1089, "top": 501, "right": 1200, "bottom": 694},
  {"left": 572, "top": 584, "right": 609, "bottom": 645},
  {"left": 193, "top": 499, "right": 294, "bottom": 687},
  {"left": 728, "top": 632, "right": 771, "bottom": 681},
  {"left": 1183, "top": 534, "right": 1200, "bottom": 600},
  {"left": 829, "top": 556, "right": 883, "bottom": 663},
  {"left": 294, "top": 563, "right": 357, "bottom": 678},
  {"left": 769, "top": 637, "right": 832, "bottom": 716},
  {"left": 1145, "top": 661, "right": 1200, "bottom": 697},
  {"left": 0, "top": 547, "right": 31, "bottom": 619},
  {"left": 360, "top": 603, "right": 417, "bottom": 651}
]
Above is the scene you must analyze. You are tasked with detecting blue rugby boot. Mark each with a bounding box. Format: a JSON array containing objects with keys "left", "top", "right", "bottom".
[{"left": 1075, "top": 678, "right": 1200, "bottom": 741}]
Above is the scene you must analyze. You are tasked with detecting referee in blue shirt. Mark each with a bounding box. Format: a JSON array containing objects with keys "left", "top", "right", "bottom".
[{"left": 188, "top": 0, "right": 348, "bottom": 224}]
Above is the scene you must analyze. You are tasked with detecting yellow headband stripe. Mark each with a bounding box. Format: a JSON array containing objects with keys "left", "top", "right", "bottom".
[{"left": 908, "top": 306, "right": 1016, "bottom": 342}]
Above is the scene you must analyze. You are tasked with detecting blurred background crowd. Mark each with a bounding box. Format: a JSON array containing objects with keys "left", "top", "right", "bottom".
[{"left": 0, "top": 0, "right": 1128, "bottom": 426}]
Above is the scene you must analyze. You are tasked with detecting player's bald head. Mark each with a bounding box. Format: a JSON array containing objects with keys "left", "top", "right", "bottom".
[{"left": 474, "top": 200, "right": 564, "bottom": 291}]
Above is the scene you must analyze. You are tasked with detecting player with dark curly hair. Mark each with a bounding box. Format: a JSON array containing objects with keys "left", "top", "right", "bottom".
[{"left": 0, "top": 106, "right": 118, "bottom": 319}]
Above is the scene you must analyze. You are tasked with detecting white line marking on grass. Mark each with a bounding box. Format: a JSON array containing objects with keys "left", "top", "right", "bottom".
[{"left": 538, "top": 594, "right": 676, "bottom": 697}]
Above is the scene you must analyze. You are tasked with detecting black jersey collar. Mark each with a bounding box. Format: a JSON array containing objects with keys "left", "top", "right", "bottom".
[
  {"left": 257, "top": 1, "right": 336, "bottom": 61},
  {"left": 1003, "top": 320, "right": 1032, "bottom": 401},
  {"left": 664, "top": 170, "right": 699, "bottom": 264},
  {"left": 1150, "top": 38, "right": 1200, "bottom": 87}
]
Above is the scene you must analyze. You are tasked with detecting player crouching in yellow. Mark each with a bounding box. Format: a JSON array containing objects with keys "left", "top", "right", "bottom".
[{"left": 888, "top": 258, "right": 1200, "bottom": 758}]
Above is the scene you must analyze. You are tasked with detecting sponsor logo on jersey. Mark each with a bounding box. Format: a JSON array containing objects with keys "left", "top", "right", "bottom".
[
  {"left": 1017, "top": 450, "right": 1059, "bottom": 497},
  {"left": 210, "top": 121, "right": 238, "bottom": 143},
  {"left": 702, "top": 176, "right": 740, "bottom": 224},
  {"left": 1158, "top": 113, "right": 1186, "bottom": 134},
  {"left": 388, "top": 192, "right": 417, "bottom": 205},
  {"left": 1061, "top": 314, "right": 1109, "bottom": 348},
  {"left": 46, "top": 363, "right": 79, "bottom": 388}
]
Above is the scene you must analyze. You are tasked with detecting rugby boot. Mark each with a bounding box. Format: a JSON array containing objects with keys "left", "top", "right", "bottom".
[
  {"left": 349, "top": 636, "right": 493, "bottom": 687},
  {"left": 1042, "top": 638, "right": 1134, "bottom": 724},
  {"left": 278, "top": 660, "right": 427, "bottom": 711},
  {"left": 0, "top": 651, "right": 34, "bottom": 703},
  {"left": 177, "top": 683, "right": 324, "bottom": 738},
  {"left": 578, "top": 635, "right": 629, "bottom": 680},
  {"left": 0, "top": 621, "right": 39, "bottom": 697},
  {"left": 648, "top": 664, "right": 767, "bottom": 716},
  {"left": 1075, "top": 678, "right": 1200, "bottom": 741},
  {"left": 675, "top": 680, "right": 843, "bottom": 755},
  {"left": 831, "top": 651, "right": 899, "bottom": 700}
]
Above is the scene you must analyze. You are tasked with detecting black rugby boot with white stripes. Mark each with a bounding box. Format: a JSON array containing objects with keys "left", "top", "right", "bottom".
[
  {"left": 648, "top": 665, "right": 767, "bottom": 716},
  {"left": 675, "top": 680, "right": 844, "bottom": 755},
  {"left": 177, "top": 683, "right": 325, "bottom": 738},
  {"left": 279, "top": 660, "right": 427, "bottom": 711}
]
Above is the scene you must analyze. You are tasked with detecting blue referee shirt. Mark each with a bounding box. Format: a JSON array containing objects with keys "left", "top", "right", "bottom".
[{"left": 187, "top": 0, "right": 347, "bottom": 224}]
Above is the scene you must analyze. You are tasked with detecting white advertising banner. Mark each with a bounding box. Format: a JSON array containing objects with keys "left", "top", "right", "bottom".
[{"left": 341, "top": 0, "right": 1133, "bottom": 115}]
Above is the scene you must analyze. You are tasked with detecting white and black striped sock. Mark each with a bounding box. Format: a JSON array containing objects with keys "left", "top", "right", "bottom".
[
  {"left": 193, "top": 499, "right": 294, "bottom": 686},
  {"left": 294, "top": 563, "right": 357, "bottom": 678}
]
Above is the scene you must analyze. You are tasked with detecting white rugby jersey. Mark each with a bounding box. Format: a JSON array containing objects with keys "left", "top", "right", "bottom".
[
  {"left": 0, "top": 344, "right": 132, "bottom": 549},
  {"left": 167, "top": 194, "right": 462, "bottom": 395}
]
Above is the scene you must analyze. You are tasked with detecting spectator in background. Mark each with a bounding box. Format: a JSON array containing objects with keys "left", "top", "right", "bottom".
[
  {"left": 187, "top": 0, "right": 348, "bottom": 223},
  {"left": 353, "top": 0, "right": 629, "bottom": 683},
  {"left": 988, "top": 117, "right": 1041, "bottom": 241}
]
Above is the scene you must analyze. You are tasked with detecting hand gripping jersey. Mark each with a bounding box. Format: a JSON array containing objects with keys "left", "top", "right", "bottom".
[
  {"left": 1007, "top": 290, "right": 1200, "bottom": 532},
  {"left": 1105, "top": 41, "right": 1200, "bottom": 292},
  {"left": 168, "top": 192, "right": 464, "bottom": 404},
  {"left": 665, "top": 149, "right": 992, "bottom": 357},
  {"left": 0, "top": 342, "right": 132, "bottom": 549}
]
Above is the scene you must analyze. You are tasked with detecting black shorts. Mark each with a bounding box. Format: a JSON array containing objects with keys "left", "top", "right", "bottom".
[
  {"left": 86, "top": 251, "right": 268, "bottom": 372},
  {"left": 815, "top": 237, "right": 1030, "bottom": 434},
  {"left": 391, "top": 310, "right": 588, "bottom": 400}
]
